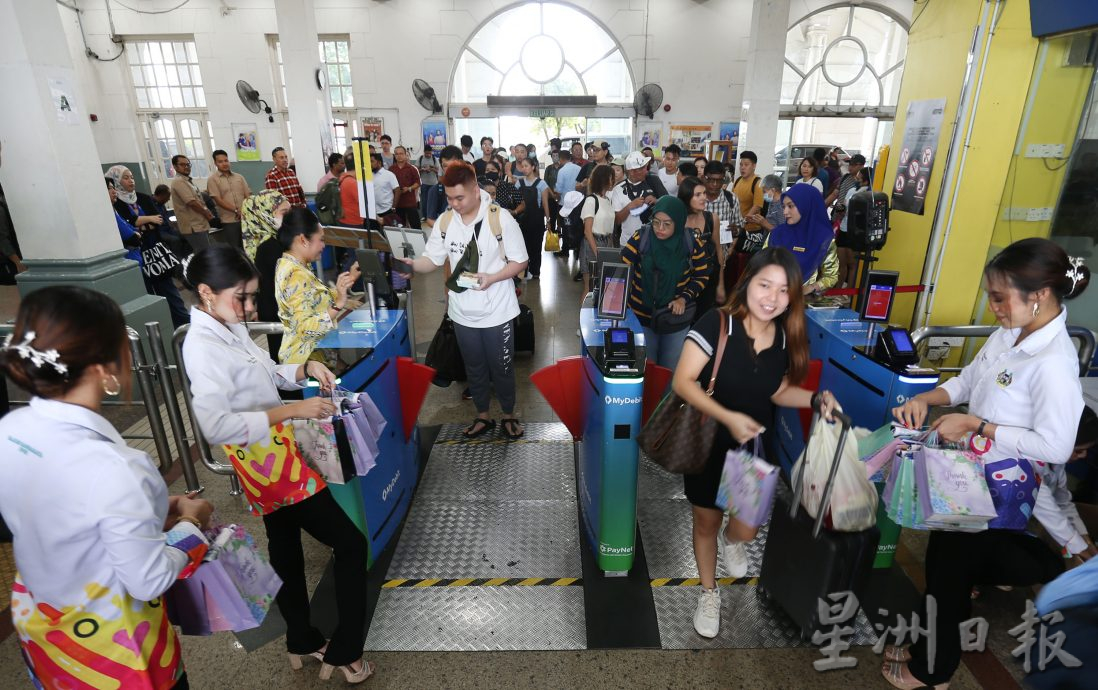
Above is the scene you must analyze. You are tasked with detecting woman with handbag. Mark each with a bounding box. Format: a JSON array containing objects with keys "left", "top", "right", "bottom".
[
  {"left": 671, "top": 247, "right": 840, "bottom": 639},
  {"left": 764, "top": 184, "right": 839, "bottom": 296},
  {"left": 887, "top": 239, "right": 1091, "bottom": 690},
  {"left": 181, "top": 246, "right": 376, "bottom": 683},
  {"left": 678, "top": 175, "right": 721, "bottom": 322},
  {"left": 0, "top": 286, "right": 214, "bottom": 689},
  {"left": 620, "top": 196, "right": 710, "bottom": 370}
]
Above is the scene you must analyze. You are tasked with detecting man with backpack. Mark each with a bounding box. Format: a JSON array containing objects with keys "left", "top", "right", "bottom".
[
  {"left": 611, "top": 151, "right": 668, "bottom": 248},
  {"left": 316, "top": 153, "right": 346, "bottom": 227}
]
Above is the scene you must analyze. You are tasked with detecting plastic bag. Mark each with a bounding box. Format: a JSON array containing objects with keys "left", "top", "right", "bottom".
[{"left": 797, "top": 419, "right": 878, "bottom": 532}]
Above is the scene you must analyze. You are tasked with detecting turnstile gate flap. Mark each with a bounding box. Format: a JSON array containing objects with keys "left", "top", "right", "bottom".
[
  {"left": 641, "top": 362, "right": 672, "bottom": 426},
  {"left": 397, "top": 356, "right": 434, "bottom": 441},
  {"left": 531, "top": 357, "right": 588, "bottom": 440}
]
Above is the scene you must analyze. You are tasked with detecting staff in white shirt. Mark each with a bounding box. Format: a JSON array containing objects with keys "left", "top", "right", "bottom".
[
  {"left": 888, "top": 238, "right": 1092, "bottom": 690},
  {"left": 180, "top": 246, "right": 376, "bottom": 684},
  {"left": 370, "top": 152, "right": 400, "bottom": 218},
  {"left": 401, "top": 163, "right": 530, "bottom": 440},
  {"left": 0, "top": 286, "right": 212, "bottom": 690}
]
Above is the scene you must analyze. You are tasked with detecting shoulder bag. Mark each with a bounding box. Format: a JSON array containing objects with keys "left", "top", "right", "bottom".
[{"left": 637, "top": 311, "right": 728, "bottom": 474}]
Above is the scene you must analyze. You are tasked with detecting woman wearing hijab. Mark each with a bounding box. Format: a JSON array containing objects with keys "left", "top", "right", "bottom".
[
  {"left": 242, "top": 189, "right": 291, "bottom": 261},
  {"left": 621, "top": 196, "right": 710, "bottom": 370},
  {"left": 764, "top": 184, "right": 839, "bottom": 296}
]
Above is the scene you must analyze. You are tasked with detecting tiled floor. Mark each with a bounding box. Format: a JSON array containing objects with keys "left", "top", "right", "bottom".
[{"left": 0, "top": 256, "right": 1007, "bottom": 689}]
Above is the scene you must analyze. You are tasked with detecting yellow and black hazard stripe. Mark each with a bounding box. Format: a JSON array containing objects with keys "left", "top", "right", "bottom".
[
  {"left": 649, "top": 577, "right": 758, "bottom": 587},
  {"left": 382, "top": 577, "right": 582, "bottom": 588}
]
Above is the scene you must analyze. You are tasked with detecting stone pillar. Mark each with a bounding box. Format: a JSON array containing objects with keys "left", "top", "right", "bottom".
[
  {"left": 0, "top": 0, "right": 170, "bottom": 330},
  {"left": 274, "top": 0, "right": 332, "bottom": 189},
  {"left": 739, "top": 0, "right": 791, "bottom": 174}
]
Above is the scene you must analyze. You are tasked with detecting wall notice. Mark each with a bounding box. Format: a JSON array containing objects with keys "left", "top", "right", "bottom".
[
  {"left": 49, "top": 76, "right": 78, "bottom": 125},
  {"left": 891, "top": 98, "right": 946, "bottom": 215}
]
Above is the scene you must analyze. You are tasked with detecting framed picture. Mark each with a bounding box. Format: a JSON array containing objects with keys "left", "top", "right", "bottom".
[
  {"left": 421, "top": 119, "right": 447, "bottom": 153},
  {"left": 232, "top": 123, "right": 259, "bottom": 161},
  {"left": 361, "top": 117, "right": 384, "bottom": 145},
  {"left": 708, "top": 140, "right": 736, "bottom": 165},
  {"left": 668, "top": 123, "right": 712, "bottom": 157},
  {"left": 638, "top": 127, "right": 661, "bottom": 150}
]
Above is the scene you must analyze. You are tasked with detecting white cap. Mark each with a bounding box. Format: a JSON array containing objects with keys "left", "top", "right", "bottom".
[
  {"left": 560, "top": 191, "right": 584, "bottom": 216},
  {"left": 625, "top": 151, "right": 651, "bottom": 170}
]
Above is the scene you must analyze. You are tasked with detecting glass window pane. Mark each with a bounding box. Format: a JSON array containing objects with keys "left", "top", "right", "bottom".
[
  {"left": 327, "top": 64, "right": 340, "bottom": 85},
  {"left": 179, "top": 66, "right": 191, "bottom": 85},
  {"left": 500, "top": 66, "right": 540, "bottom": 96},
  {"left": 342, "top": 87, "right": 354, "bottom": 108},
  {"left": 337, "top": 41, "right": 349, "bottom": 62},
  {"left": 186, "top": 42, "right": 197, "bottom": 62},
  {"left": 182, "top": 88, "right": 195, "bottom": 107},
  {"left": 131, "top": 66, "right": 144, "bottom": 87},
  {"left": 191, "top": 66, "right": 203, "bottom": 86},
  {"left": 143, "top": 65, "right": 156, "bottom": 85},
  {"left": 166, "top": 65, "right": 180, "bottom": 86},
  {"left": 453, "top": 53, "right": 502, "bottom": 101},
  {"left": 324, "top": 41, "right": 337, "bottom": 62},
  {"left": 339, "top": 64, "right": 351, "bottom": 86},
  {"left": 137, "top": 42, "right": 151, "bottom": 64},
  {"left": 171, "top": 88, "right": 185, "bottom": 108},
  {"left": 542, "top": 64, "right": 584, "bottom": 96},
  {"left": 174, "top": 42, "right": 188, "bottom": 63},
  {"left": 329, "top": 90, "right": 340, "bottom": 107},
  {"left": 582, "top": 51, "right": 631, "bottom": 102},
  {"left": 136, "top": 89, "right": 149, "bottom": 109},
  {"left": 196, "top": 90, "right": 206, "bottom": 108},
  {"left": 148, "top": 87, "right": 161, "bottom": 109}
]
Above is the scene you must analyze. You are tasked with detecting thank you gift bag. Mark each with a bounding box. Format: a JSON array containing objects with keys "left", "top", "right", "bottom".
[
  {"left": 715, "top": 439, "right": 779, "bottom": 528},
  {"left": 293, "top": 418, "right": 353, "bottom": 484},
  {"left": 984, "top": 458, "right": 1041, "bottom": 531}
]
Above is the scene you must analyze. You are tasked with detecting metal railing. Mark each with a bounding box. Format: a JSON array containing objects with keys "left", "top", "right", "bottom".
[
  {"left": 911, "top": 324, "right": 1098, "bottom": 376},
  {"left": 171, "top": 321, "right": 288, "bottom": 497}
]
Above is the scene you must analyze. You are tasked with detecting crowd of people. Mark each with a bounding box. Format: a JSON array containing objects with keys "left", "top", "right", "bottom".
[{"left": 0, "top": 129, "right": 1095, "bottom": 690}]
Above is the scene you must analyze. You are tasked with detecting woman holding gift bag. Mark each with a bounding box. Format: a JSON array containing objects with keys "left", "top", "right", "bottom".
[
  {"left": 672, "top": 246, "right": 841, "bottom": 639},
  {"left": 180, "top": 246, "right": 376, "bottom": 683},
  {"left": 887, "top": 238, "right": 1091, "bottom": 690},
  {"left": 0, "top": 286, "right": 214, "bottom": 689}
]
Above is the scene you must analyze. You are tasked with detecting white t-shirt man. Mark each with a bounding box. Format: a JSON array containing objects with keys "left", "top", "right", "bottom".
[
  {"left": 372, "top": 167, "right": 400, "bottom": 214},
  {"left": 462, "top": 150, "right": 476, "bottom": 164},
  {"left": 656, "top": 167, "right": 679, "bottom": 197},
  {"left": 422, "top": 190, "right": 529, "bottom": 328}
]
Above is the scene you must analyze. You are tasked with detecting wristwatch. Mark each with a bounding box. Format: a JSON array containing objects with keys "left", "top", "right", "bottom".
[{"left": 976, "top": 419, "right": 988, "bottom": 437}]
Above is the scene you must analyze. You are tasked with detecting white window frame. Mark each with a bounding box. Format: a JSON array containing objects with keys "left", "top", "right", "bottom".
[{"left": 269, "top": 35, "right": 358, "bottom": 156}]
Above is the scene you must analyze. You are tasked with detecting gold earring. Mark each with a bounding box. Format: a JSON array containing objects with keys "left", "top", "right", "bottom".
[
  {"left": 204, "top": 297, "right": 214, "bottom": 311},
  {"left": 102, "top": 374, "right": 121, "bottom": 396},
  {"left": 1032, "top": 302, "right": 1040, "bottom": 318}
]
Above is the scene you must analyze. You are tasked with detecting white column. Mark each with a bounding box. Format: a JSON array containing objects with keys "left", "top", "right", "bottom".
[
  {"left": 274, "top": 0, "right": 331, "bottom": 189},
  {"left": 0, "top": 0, "right": 122, "bottom": 261},
  {"left": 739, "top": 0, "right": 791, "bottom": 175}
]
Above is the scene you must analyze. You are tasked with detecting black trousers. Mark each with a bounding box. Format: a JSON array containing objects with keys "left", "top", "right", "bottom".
[
  {"left": 262, "top": 488, "right": 369, "bottom": 666},
  {"left": 520, "top": 216, "right": 544, "bottom": 277},
  {"left": 907, "top": 530, "right": 1064, "bottom": 684},
  {"left": 395, "top": 207, "right": 421, "bottom": 229}
]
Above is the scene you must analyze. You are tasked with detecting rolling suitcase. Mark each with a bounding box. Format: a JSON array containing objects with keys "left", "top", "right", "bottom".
[
  {"left": 514, "top": 303, "right": 535, "bottom": 353},
  {"left": 758, "top": 411, "right": 880, "bottom": 640}
]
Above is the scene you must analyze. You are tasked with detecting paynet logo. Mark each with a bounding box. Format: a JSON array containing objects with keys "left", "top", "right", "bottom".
[
  {"left": 600, "top": 543, "right": 634, "bottom": 556},
  {"left": 604, "top": 395, "right": 642, "bottom": 406}
]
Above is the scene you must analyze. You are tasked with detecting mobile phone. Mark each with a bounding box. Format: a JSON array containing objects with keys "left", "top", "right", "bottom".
[{"left": 391, "top": 258, "right": 413, "bottom": 275}]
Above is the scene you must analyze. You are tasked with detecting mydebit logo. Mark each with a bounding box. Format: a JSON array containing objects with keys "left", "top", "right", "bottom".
[
  {"left": 604, "top": 395, "right": 642, "bottom": 406},
  {"left": 382, "top": 470, "right": 400, "bottom": 501}
]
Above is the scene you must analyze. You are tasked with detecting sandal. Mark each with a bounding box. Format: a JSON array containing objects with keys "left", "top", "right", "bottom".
[
  {"left": 881, "top": 659, "right": 949, "bottom": 690},
  {"left": 463, "top": 418, "right": 495, "bottom": 438},
  {"left": 501, "top": 418, "right": 525, "bottom": 439},
  {"left": 883, "top": 645, "right": 911, "bottom": 663}
]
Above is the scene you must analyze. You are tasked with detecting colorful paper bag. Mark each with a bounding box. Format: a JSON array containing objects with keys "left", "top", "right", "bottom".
[
  {"left": 715, "top": 446, "right": 779, "bottom": 528},
  {"left": 915, "top": 445, "right": 996, "bottom": 530},
  {"left": 293, "top": 418, "right": 353, "bottom": 484},
  {"left": 984, "top": 458, "right": 1041, "bottom": 531}
]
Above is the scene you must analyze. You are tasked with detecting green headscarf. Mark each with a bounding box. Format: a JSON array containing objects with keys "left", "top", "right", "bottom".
[
  {"left": 242, "top": 189, "right": 287, "bottom": 260},
  {"left": 641, "top": 195, "right": 689, "bottom": 312}
]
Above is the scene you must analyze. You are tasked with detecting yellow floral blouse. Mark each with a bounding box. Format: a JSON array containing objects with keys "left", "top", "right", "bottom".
[{"left": 274, "top": 254, "right": 336, "bottom": 364}]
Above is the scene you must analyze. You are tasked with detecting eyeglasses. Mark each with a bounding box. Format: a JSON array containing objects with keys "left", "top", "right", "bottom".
[
  {"left": 651, "top": 219, "right": 676, "bottom": 229},
  {"left": 705, "top": 176, "right": 723, "bottom": 183}
]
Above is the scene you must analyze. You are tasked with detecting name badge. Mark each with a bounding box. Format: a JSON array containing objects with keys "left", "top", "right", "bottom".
[{"left": 793, "top": 246, "right": 806, "bottom": 253}]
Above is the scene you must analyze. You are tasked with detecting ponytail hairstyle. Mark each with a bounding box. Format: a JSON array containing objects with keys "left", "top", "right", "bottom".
[
  {"left": 721, "top": 246, "right": 809, "bottom": 384},
  {"left": 1, "top": 286, "right": 130, "bottom": 399},
  {"left": 277, "top": 206, "right": 322, "bottom": 251},
  {"left": 984, "top": 238, "right": 1090, "bottom": 304}
]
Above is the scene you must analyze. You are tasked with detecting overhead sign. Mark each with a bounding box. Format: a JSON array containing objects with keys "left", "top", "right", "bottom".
[
  {"left": 530, "top": 108, "right": 556, "bottom": 118},
  {"left": 891, "top": 98, "right": 946, "bottom": 216},
  {"left": 1029, "top": 0, "right": 1098, "bottom": 37}
]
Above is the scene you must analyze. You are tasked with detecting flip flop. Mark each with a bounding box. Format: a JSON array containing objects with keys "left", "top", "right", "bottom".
[
  {"left": 501, "top": 418, "right": 525, "bottom": 439},
  {"left": 463, "top": 418, "right": 495, "bottom": 438}
]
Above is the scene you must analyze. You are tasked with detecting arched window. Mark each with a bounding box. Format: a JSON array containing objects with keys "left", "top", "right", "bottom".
[
  {"left": 451, "top": 2, "right": 634, "bottom": 105},
  {"left": 781, "top": 5, "right": 908, "bottom": 117}
]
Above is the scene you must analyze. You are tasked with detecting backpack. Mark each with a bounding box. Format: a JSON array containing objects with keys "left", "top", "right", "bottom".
[
  {"left": 316, "top": 176, "right": 343, "bottom": 225},
  {"left": 438, "top": 203, "right": 506, "bottom": 262}
]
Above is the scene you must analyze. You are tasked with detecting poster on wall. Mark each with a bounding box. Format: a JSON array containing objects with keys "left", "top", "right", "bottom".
[
  {"left": 718, "top": 122, "right": 740, "bottom": 145},
  {"left": 668, "top": 124, "right": 712, "bottom": 157},
  {"left": 891, "top": 98, "right": 946, "bottom": 215},
  {"left": 638, "top": 127, "right": 661, "bottom": 150},
  {"left": 421, "top": 119, "right": 447, "bottom": 153},
  {"left": 48, "top": 76, "right": 78, "bottom": 125},
  {"left": 232, "top": 123, "right": 259, "bottom": 161},
  {"left": 362, "top": 117, "right": 384, "bottom": 145}
]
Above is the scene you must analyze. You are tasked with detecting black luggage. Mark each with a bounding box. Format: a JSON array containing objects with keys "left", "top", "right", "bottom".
[
  {"left": 758, "top": 412, "right": 880, "bottom": 640},
  {"left": 514, "top": 303, "right": 535, "bottom": 353}
]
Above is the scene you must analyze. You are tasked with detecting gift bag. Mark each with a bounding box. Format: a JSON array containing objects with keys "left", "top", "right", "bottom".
[
  {"left": 885, "top": 450, "right": 924, "bottom": 529},
  {"left": 796, "top": 419, "right": 878, "bottom": 532},
  {"left": 342, "top": 410, "right": 379, "bottom": 476},
  {"left": 859, "top": 424, "right": 905, "bottom": 483},
  {"left": 166, "top": 524, "right": 281, "bottom": 635},
  {"left": 715, "top": 439, "right": 779, "bottom": 528},
  {"left": 984, "top": 458, "right": 1041, "bottom": 531},
  {"left": 543, "top": 231, "right": 561, "bottom": 252},
  {"left": 425, "top": 315, "right": 466, "bottom": 385},
  {"left": 293, "top": 418, "right": 354, "bottom": 484},
  {"left": 914, "top": 445, "right": 996, "bottom": 531}
]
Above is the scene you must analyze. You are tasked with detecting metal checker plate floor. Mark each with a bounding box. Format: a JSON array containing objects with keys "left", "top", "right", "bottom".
[
  {"left": 652, "top": 585, "right": 878, "bottom": 649},
  {"left": 637, "top": 453, "right": 686, "bottom": 500},
  {"left": 365, "top": 586, "right": 586, "bottom": 651},
  {"left": 415, "top": 442, "right": 576, "bottom": 501},
  {"left": 638, "top": 498, "right": 771, "bottom": 579},
  {"left": 433, "top": 421, "right": 573, "bottom": 444}
]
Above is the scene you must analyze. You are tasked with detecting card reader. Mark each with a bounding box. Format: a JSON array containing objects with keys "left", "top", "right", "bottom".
[{"left": 603, "top": 327, "right": 636, "bottom": 364}]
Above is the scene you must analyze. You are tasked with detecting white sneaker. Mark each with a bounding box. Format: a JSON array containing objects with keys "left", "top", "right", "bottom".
[
  {"left": 693, "top": 587, "right": 721, "bottom": 638},
  {"left": 721, "top": 535, "right": 749, "bottom": 578}
]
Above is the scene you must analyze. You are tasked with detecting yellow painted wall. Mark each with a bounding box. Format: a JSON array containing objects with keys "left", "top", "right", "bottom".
[{"left": 875, "top": 0, "right": 985, "bottom": 326}]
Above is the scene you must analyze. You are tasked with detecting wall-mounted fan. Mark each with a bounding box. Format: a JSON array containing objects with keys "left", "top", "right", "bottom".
[
  {"left": 412, "top": 78, "right": 442, "bottom": 114},
  {"left": 236, "top": 80, "right": 274, "bottom": 122},
  {"left": 633, "top": 83, "right": 664, "bottom": 119}
]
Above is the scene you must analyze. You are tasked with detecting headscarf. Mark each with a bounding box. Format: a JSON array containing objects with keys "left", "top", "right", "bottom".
[
  {"left": 105, "top": 165, "right": 138, "bottom": 205},
  {"left": 640, "top": 195, "right": 689, "bottom": 312},
  {"left": 767, "top": 184, "right": 834, "bottom": 283},
  {"left": 242, "top": 189, "right": 287, "bottom": 260}
]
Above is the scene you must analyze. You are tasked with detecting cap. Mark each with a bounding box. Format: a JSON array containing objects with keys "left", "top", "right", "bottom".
[
  {"left": 847, "top": 154, "right": 867, "bottom": 165},
  {"left": 560, "top": 190, "right": 584, "bottom": 216},
  {"left": 612, "top": 156, "right": 626, "bottom": 167},
  {"left": 592, "top": 140, "right": 610, "bottom": 150},
  {"left": 625, "top": 151, "right": 651, "bottom": 170}
]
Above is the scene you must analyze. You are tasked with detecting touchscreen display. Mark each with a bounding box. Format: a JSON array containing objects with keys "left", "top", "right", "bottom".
[
  {"left": 864, "top": 284, "right": 894, "bottom": 321},
  {"left": 890, "top": 329, "right": 914, "bottom": 353},
  {"left": 610, "top": 328, "right": 629, "bottom": 344},
  {"left": 597, "top": 263, "right": 630, "bottom": 320}
]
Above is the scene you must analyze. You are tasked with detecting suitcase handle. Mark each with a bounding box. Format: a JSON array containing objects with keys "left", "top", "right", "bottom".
[{"left": 789, "top": 410, "right": 853, "bottom": 539}]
